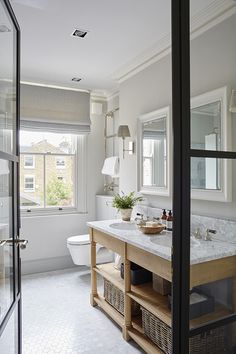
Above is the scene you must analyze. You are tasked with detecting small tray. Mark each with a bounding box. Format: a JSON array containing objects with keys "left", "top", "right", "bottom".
[{"left": 138, "top": 224, "right": 165, "bottom": 235}]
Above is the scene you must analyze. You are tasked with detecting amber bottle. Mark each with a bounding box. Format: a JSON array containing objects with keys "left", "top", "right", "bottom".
[
  {"left": 161, "top": 209, "right": 167, "bottom": 228},
  {"left": 166, "top": 210, "right": 173, "bottom": 231}
]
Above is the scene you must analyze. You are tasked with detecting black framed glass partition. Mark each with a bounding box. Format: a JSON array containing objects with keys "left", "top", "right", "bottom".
[
  {"left": 172, "top": 0, "right": 236, "bottom": 353},
  {"left": 0, "top": 0, "right": 21, "bottom": 353}
]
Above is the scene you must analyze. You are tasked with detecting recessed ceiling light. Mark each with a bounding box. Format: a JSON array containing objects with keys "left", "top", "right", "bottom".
[
  {"left": 71, "top": 28, "right": 88, "bottom": 38},
  {"left": 0, "top": 24, "right": 11, "bottom": 33},
  {"left": 71, "top": 78, "right": 82, "bottom": 82}
]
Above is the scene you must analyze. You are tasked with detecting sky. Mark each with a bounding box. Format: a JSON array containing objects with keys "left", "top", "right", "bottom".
[{"left": 20, "top": 130, "right": 73, "bottom": 147}]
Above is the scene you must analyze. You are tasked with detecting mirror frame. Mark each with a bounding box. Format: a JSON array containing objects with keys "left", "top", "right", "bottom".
[
  {"left": 191, "top": 86, "right": 232, "bottom": 202},
  {"left": 137, "top": 106, "right": 171, "bottom": 196}
]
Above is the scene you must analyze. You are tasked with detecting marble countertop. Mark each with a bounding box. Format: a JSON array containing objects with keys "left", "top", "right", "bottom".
[{"left": 87, "top": 219, "right": 236, "bottom": 265}]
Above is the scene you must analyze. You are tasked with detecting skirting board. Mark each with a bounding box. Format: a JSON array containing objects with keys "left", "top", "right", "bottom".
[{"left": 21, "top": 255, "right": 76, "bottom": 275}]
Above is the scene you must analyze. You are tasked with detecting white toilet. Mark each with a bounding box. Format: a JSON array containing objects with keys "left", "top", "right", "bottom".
[{"left": 67, "top": 234, "right": 114, "bottom": 266}]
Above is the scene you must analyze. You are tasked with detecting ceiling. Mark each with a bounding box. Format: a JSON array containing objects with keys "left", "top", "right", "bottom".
[{"left": 9, "top": 0, "right": 236, "bottom": 96}]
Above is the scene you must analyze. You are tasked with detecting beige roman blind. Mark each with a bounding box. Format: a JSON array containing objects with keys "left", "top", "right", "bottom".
[{"left": 20, "top": 84, "right": 91, "bottom": 134}]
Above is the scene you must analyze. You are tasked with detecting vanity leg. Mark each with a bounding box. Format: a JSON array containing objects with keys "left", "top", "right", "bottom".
[
  {"left": 230, "top": 277, "right": 236, "bottom": 350},
  {"left": 90, "top": 229, "right": 98, "bottom": 307},
  {"left": 123, "top": 246, "right": 131, "bottom": 341}
]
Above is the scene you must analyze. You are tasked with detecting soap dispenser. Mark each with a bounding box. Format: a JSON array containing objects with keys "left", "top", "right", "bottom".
[
  {"left": 161, "top": 209, "right": 167, "bottom": 228},
  {"left": 166, "top": 210, "right": 173, "bottom": 231}
]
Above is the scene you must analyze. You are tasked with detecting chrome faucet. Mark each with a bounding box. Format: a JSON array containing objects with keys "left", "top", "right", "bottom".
[
  {"left": 104, "top": 182, "right": 118, "bottom": 192},
  {"left": 204, "top": 228, "right": 217, "bottom": 241},
  {"left": 194, "top": 228, "right": 202, "bottom": 239}
]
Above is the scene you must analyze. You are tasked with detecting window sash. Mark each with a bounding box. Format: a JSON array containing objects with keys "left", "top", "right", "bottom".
[{"left": 21, "top": 153, "right": 76, "bottom": 210}]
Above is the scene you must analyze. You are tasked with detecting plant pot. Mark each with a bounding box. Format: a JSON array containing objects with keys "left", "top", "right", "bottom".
[{"left": 120, "top": 208, "right": 132, "bottom": 221}]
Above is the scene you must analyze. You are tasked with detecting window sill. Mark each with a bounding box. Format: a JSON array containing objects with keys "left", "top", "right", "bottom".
[{"left": 20, "top": 208, "right": 88, "bottom": 218}]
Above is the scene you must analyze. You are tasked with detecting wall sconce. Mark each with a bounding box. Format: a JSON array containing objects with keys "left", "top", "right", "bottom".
[
  {"left": 117, "top": 125, "right": 134, "bottom": 158},
  {"left": 229, "top": 89, "right": 236, "bottom": 113}
]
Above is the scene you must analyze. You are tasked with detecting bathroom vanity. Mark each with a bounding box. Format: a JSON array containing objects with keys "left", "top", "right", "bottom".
[{"left": 88, "top": 219, "right": 236, "bottom": 353}]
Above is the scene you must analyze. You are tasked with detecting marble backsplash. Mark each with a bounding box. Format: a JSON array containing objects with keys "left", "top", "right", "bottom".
[{"left": 132, "top": 205, "right": 236, "bottom": 240}]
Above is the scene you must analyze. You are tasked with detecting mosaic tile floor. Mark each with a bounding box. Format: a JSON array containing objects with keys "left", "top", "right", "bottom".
[{"left": 22, "top": 268, "right": 143, "bottom": 354}]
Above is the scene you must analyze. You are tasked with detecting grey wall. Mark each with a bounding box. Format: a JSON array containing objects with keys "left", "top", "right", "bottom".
[{"left": 119, "top": 14, "right": 236, "bottom": 218}]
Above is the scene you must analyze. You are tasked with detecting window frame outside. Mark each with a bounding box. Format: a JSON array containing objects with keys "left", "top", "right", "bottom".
[
  {"left": 55, "top": 156, "right": 66, "bottom": 169},
  {"left": 24, "top": 174, "right": 35, "bottom": 192},
  {"left": 24, "top": 154, "right": 35, "bottom": 169}
]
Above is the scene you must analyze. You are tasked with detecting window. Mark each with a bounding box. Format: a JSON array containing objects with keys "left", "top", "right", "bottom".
[
  {"left": 20, "top": 129, "right": 86, "bottom": 213},
  {"left": 143, "top": 138, "right": 167, "bottom": 187},
  {"left": 56, "top": 156, "right": 65, "bottom": 168},
  {"left": 143, "top": 139, "right": 154, "bottom": 186},
  {"left": 24, "top": 155, "right": 35, "bottom": 169},
  {"left": 24, "top": 175, "right": 35, "bottom": 192}
]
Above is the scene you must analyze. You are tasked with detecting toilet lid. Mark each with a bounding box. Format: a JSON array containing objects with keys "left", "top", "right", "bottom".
[{"left": 67, "top": 234, "right": 90, "bottom": 245}]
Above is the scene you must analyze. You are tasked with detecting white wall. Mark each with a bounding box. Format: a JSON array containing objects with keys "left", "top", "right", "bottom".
[
  {"left": 118, "top": 14, "right": 236, "bottom": 218},
  {"left": 20, "top": 107, "right": 105, "bottom": 274}
]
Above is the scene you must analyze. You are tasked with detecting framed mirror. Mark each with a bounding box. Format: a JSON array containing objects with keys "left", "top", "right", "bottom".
[
  {"left": 137, "top": 106, "right": 171, "bottom": 196},
  {"left": 191, "top": 86, "right": 232, "bottom": 202}
]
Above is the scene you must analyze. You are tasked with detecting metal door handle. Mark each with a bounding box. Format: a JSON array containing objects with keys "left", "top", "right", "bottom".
[
  {"left": 19, "top": 240, "right": 28, "bottom": 249},
  {"left": 0, "top": 238, "right": 28, "bottom": 249}
]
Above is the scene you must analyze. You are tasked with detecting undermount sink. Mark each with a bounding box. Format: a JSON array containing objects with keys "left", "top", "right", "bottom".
[
  {"left": 151, "top": 234, "right": 201, "bottom": 248},
  {"left": 109, "top": 222, "right": 137, "bottom": 231},
  {"left": 151, "top": 234, "right": 172, "bottom": 247}
]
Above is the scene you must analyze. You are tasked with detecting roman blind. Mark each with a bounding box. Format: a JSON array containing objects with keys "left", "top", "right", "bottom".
[{"left": 20, "top": 84, "right": 91, "bottom": 134}]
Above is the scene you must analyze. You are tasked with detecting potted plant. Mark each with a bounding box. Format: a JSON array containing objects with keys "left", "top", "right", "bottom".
[{"left": 112, "top": 191, "right": 143, "bottom": 221}]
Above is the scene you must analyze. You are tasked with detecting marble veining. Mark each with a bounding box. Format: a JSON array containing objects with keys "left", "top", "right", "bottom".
[{"left": 87, "top": 218, "right": 236, "bottom": 265}]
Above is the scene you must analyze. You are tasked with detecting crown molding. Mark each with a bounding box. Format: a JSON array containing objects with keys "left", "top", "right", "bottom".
[
  {"left": 113, "top": 0, "right": 236, "bottom": 84},
  {"left": 90, "top": 92, "right": 107, "bottom": 102},
  {"left": 106, "top": 90, "right": 119, "bottom": 101},
  {"left": 20, "top": 80, "right": 90, "bottom": 93},
  {"left": 91, "top": 89, "right": 119, "bottom": 102}
]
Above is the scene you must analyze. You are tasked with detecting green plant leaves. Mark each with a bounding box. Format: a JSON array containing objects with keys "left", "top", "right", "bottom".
[{"left": 112, "top": 191, "right": 143, "bottom": 210}]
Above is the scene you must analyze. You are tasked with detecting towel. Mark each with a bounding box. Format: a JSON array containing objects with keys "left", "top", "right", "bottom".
[
  {"left": 0, "top": 159, "right": 9, "bottom": 175},
  {"left": 101, "top": 156, "right": 119, "bottom": 177}
]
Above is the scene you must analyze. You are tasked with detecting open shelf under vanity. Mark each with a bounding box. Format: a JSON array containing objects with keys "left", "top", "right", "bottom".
[{"left": 93, "top": 261, "right": 232, "bottom": 354}]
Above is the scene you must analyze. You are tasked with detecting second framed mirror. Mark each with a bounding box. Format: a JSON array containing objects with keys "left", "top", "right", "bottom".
[{"left": 137, "top": 106, "right": 171, "bottom": 196}]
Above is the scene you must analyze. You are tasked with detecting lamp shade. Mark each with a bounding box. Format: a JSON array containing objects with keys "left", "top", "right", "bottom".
[{"left": 117, "top": 125, "right": 131, "bottom": 138}]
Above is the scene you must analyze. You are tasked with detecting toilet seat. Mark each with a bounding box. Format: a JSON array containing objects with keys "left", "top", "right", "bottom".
[
  {"left": 67, "top": 234, "right": 114, "bottom": 265},
  {"left": 67, "top": 234, "right": 90, "bottom": 246}
]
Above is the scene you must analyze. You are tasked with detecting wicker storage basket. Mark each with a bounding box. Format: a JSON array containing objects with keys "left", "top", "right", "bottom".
[
  {"left": 104, "top": 279, "right": 140, "bottom": 316},
  {"left": 141, "top": 307, "right": 226, "bottom": 354}
]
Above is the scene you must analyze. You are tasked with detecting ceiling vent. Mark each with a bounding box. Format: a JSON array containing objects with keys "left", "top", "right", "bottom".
[
  {"left": 71, "top": 77, "right": 82, "bottom": 82},
  {"left": 71, "top": 29, "right": 88, "bottom": 38}
]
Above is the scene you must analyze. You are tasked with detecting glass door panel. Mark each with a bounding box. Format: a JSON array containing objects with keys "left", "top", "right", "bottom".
[
  {"left": 0, "top": 2, "right": 17, "bottom": 155},
  {"left": 0, "top": 308, "right": 18, "bottom": 354},
  {"left": 0, "top": 1, "right": 20, "bottom": 353},
  {"left": 0, "top": 159, "right": 14, "bottom": 322},
  {"left": 190, "top": 157, "right": 236, "bottom": 353},
  {"left": 190, "top": 0, "right": 236, "bottom": 154}
]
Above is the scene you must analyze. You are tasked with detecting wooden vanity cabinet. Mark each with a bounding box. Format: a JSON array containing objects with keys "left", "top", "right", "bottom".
[{"left": 89, "top": 227, "right": 235, "bottom": 354}]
